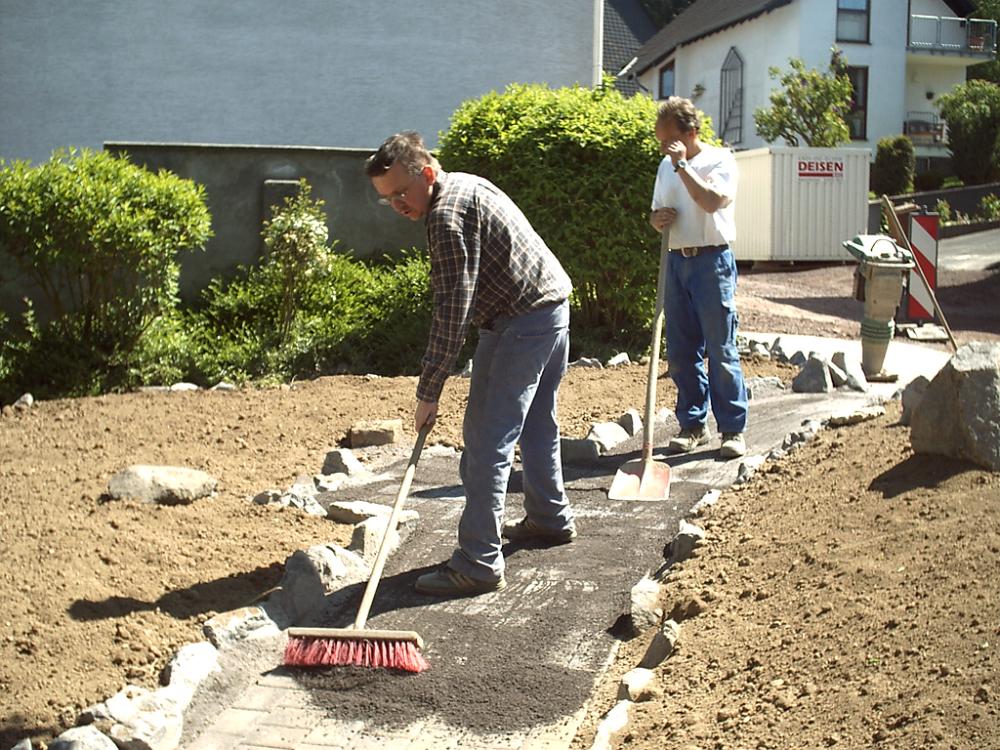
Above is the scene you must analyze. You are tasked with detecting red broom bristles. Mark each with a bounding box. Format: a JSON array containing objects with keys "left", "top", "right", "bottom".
[{"left": 284, "top": 635, "right": 429, "bottom": 673}]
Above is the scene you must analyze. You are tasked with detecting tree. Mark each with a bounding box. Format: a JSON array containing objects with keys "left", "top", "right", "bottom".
[
  {"left": 936, "top": 79, "right": 1000, "bottom": 184},
  {"left": 968, "top": 0, "right": 1000, "bottom": 83},
  {"left": 753, "top": 49, "right": 853, "bottom": 147}
]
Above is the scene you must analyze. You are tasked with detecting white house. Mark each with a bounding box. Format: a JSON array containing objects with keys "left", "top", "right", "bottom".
[
  {"left": 627, "top": 0, "right": 997, "bottom": 169},
  {"left": 0, "top": 0, "right": 655, "bottom": 165}
]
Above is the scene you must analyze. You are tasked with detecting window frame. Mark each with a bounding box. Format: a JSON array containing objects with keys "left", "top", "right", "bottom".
[
  {"left": 658, "top": 61, "right": 675, "bottom": 100},
  {"left": 846, "top": 65, "right": 869, "bottom": 141},
  {"left": 836, "top": 0, "right": 870, "bottom": 44},
  {"left": 719, "top": 47, "right": 744, "bottom": 145}
]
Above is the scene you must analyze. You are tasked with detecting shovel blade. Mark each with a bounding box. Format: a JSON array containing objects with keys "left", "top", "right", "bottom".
[{"left": 607, "top": 457, "right": 671, "bottom": 501}]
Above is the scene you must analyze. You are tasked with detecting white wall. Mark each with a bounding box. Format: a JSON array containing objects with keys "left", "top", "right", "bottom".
[{"left": 0, "top": 0, "right": 599, "bottom": 164}]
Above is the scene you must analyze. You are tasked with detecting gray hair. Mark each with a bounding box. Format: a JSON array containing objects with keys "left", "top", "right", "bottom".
[{"left": 365, "top": 131, "right": 437, "bottom": 177}]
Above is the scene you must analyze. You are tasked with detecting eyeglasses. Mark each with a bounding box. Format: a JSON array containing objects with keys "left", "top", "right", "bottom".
[{"left": 377, "top": 182, "right": 418, "bottom": 207}]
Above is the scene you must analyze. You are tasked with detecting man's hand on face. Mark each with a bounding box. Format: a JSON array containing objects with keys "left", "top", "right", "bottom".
[
  {"left": 415, "top": 400, "right": 438, "bottom": 433},
  {"left": 667, "top": 140, "right": 688, "bottom": 166}
]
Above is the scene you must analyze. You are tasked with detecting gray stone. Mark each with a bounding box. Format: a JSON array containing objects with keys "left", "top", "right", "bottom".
[
  {"left": 749, "top": 340, "right": 771, "bottom": 359},
  {"left": 617, "top": 409, "right": 642, "bottom": 437},
  {"left": 746, "top": 376, "right": 784, "bottom": 400},
  {"left": 108, "top": 465, "right": 217, "bottom": 505},
  {"left": 203, "top": 605, "right": 284, "bottom": 649},
  {"left": 569, "top": 357, "right": 603, "bottom": 369},
  {"left": 209, "top": 381, "right": 236, "bottom": 391},
  {"left": 560, "top": 436, "right": 601, "bottom": 464},
  {"left": 13, "top": 393, "right": 33, "bottom": 410},
  {"left": 605, "top": 352, "right": 631, "bottom": 367},
  {"left": 107, "top": 688, "right": 183, "bottom": 750},
  {"left": 618, "top": 667, "right": 660, "bottom": 702},
  {"left": 792, "top": 356, "right": 834, "bottom": 394},
  {"left": 168, "top": 382, "right": 199, "bottom": 392},
  {"left": 592, "top": 700, "right": 632, "bottom": 750},
  {"left": 325, "top": 499, "right": 419, "bottom": 526},
  {"left": 827, "top": 359, "right": 849, "bottom": 388},
  {"left": 668, "top": 519, "right": 706, "bottom": 565},
  {"left": 48, "top": 726, "right": 116, "bottom": 750},
  {"left": 640, "top": 618, "right": 680, "bottom": 668},
  {"left": 278, "top": 475, "right": 326, "bottom": 516},
  {"left": 273, "top": 544, "right": 369, "bottom": 624},
  {"left": 625, "top": 576, "right": 662, "bottom": 636},
  {"left": 10, "top": 739, "right": 33, "bottom": 750},
  {"left": 160, "top": 642, "right": 219, "bottom": 710},
  {"left": 313, "top": 472, "right": 347, "bottom": 493},
  {"left": 586, "top": 422, "right": 631, "bottom": 453},
  {"left": 911, "top": 342, "right": 1000, "bottom": 471},
  {"left": 789, "top": 350, "right": 808, "bottom": 367},
  {"left": 769, "top": 337, "right": 791, "bottom": 363},
  {"left": 251, "top": 489, "right": 282, "bottom": 505},
  {"left": 690, "top": 488, "right": 721, "bottom": 516},
  {"left": 321, "top": 448, "right": 370, "bottom": 477},
  {"left": 1, "top": 404, "right": 14, "bottom": 418},
  {"left": 349, "top": 419, "right": 403, "bottom": 448},
  {"left": 349, "top": 514, "right": 418, "bottom": 565},
  {"left": 828, "top": 405, "right": 885, "bottom": 427},
  {"left": 735, "top": 455, "right": 767, "bottom": 484},
  {"left": 832, "top": 351, "right": 868, "bottom": 392},
  {"left": 900, "top": 375, "right": 930, "bottom": 426}
]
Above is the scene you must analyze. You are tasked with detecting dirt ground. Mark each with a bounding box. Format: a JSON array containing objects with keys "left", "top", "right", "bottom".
[{"left": 1, "top": 262, "right": 998, "bottom": 749}]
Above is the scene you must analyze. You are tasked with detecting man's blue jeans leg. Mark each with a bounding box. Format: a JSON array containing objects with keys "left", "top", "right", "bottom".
[
  {"left": 664, "top": 248, "right": 748, "bottom": 434},
  {"left": 450, "top": 300, "right": 574, "bottom": 582}
]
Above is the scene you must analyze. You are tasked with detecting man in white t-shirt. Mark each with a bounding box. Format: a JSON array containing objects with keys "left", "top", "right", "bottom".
[{"left": 649, "top": 97, "right": 748, "bottom": 459}]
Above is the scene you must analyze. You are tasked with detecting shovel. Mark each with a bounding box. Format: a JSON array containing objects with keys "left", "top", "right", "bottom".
[{"left": 608, "top": 229, "right": 672, "bottom": 501}]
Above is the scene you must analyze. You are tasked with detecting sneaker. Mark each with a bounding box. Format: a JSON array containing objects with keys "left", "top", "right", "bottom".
[
  {"left": 502, "top": 517, "right": 577, "bottom": 545},
  {"left": 414, "top": 564, "right": 506, "bottom": 596},
  {"left": 720, "top": 432, "right": 747, "bottom": 459},
  {"left": 667, "top": 424, "right": 711, "bottom": 453}
]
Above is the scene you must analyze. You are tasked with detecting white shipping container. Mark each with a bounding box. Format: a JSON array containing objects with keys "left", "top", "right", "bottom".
[{"left": 732, "top": 147, "right": 871, "bottom": 261}]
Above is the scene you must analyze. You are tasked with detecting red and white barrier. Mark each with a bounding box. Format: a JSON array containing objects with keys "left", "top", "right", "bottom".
[{"left": 905, "top": 212, "right": 939, "bottom": 322}]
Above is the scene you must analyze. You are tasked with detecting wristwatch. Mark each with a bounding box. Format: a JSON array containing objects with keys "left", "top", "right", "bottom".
[{"left": 674, "top": 159, "right": 689, "bottom": 173}]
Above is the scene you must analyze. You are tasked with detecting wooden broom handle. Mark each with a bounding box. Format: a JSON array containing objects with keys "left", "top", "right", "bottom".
[{"left": 353, "top": 423, "right": 430, "bottom": 630}]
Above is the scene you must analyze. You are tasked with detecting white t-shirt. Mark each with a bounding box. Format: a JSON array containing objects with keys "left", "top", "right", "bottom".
[{"left": 650, "top": 143, "right": 738, "bottom": 248}]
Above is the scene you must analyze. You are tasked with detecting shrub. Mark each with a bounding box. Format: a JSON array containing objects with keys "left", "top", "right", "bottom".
[
  {"left": 935, "top": 199, "right": 952, "bottom": 223},
  {"left": 870, "top": 135, "right": 915, "bottom": 197},
  {"left": 913, "top": 170, "right": 946, "bottom": 192},
  {"left": 0, "top": 148, "right": 211, "bottom": 400},
  {"left": 437, "top": 77, "right": 717, "bottom": 352},
  {"left": 980, "top": 193, "right": 1000, "bottom": 221},
  {"left": 936, "top": 80, "right": 1000, "bottom": 185}
]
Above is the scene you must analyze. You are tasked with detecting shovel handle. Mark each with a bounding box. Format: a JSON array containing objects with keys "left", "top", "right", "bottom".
[
  {"left": 642, "top": 230, "right": 669, "bottom": 461},
  {"left": 353, "top": 423, "right": 430, "bottom": 630}
]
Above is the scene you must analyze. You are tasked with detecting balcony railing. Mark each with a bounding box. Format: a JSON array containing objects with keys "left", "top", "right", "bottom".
[
  {"left": 909, "top": 15, "right": 997, "bottom": 54},
  {"left": 904, "top": 112, "right": 946, "bottom": 146}
]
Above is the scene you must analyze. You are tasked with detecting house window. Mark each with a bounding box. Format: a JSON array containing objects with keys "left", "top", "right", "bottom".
[
  {"left": 659, "top": 62, "right": 675, "bottom": 99},
  {"left": 837, "top": 0, "right": 870, "bottom": 43},
  {"left": 846, "top": 66, "right": 868, "bottom": 140},
  {"left": 719, "top": 47, "right": 743, "bottom": 144}
]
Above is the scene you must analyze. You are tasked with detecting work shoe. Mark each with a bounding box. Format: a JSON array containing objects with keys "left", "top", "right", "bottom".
[
  {"left": 667, "top": 424, "right": 711, "bottom": 453},
  {"left": 502, "top": 517, "right": 577, "bottom": 545},
  {"left": 720, "top": 432, "right": 747, "bottom": 459},
  {"left": 415, "top": 564, "right": 506, "bottom": 597}
]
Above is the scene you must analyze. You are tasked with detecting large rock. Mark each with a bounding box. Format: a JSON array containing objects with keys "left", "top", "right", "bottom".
[
  {"left": 911, "top": 342, "right": 1000, "bottom": 471},
  {"left": 792, "top": 355, "right": 833, "bottom": 394},
  {"left": 349, "top": 514, "right": 418, "bottom": 564},
  {"left": 48, "top": 726, "right": 117, "bottom": 750},
  {"left": 900, "top": 375, "right": 930, "bottom": 426},
  {"left": 585, "top": 422, "right": 631, "bottom": 453},
  {"left": 108, "top": 466, "right": 217, "bottom": 505},
  {"left": 273, "top": 544, "right": 369, "bottom": 624},
  {"left": 348, "top": 419, "right": 403, "bottom": 448}
]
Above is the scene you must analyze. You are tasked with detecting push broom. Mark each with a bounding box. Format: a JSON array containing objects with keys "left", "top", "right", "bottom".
[{"left": 284, "top": 423, "right": 431, "bottom": 673}]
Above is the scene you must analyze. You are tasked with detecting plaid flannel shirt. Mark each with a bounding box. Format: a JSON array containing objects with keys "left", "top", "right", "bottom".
[{"left": 417, "top": 171, "right": 572, "bottom": 403}]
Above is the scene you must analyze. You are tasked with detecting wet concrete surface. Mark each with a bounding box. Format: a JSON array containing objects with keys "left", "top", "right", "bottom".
[{"left": 179, "top": 373, "right": 940, "bottom": 748}]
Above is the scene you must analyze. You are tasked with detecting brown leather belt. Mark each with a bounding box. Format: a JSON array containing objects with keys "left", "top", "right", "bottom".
[{"left": 670, "top": 244, "right": 727, "bottom": 258}]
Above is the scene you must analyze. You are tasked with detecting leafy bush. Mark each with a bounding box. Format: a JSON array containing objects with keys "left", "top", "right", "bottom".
[
  {"left": 870, "top": 135, "right": 915, "bottom": 197},
  {"left": 980, "top": 193, "right": 1000, "bottom": 220},
  {"left": 913, "top": 170, "right": 946, "bottom": 192},
  {"left": 437, "top": 77, "right": 716, "bottom": 352},
  {"left": 936, "top": 80, "right": 1000, "bottom": 185},
  {"left": 935, "top": 199, "right": 952, "bottom": 223},
  {"left": 0, "top": 148, "right": 211, "bottom": 400}
]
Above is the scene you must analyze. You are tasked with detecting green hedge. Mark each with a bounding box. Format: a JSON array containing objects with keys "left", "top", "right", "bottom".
[
  {"left": 0, "top": 148, "right": 212, "bottom": 400},
  {"left": 871, "top": 135, "right": 915, "bottom": 197},
  {"left": 438, "top": 78, "right": 715, "bottom": 353}
]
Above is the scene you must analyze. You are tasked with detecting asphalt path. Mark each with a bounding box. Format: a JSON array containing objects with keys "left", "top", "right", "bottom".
[{"left": 937, "top": 227, "right": 1000, "bottom": 271}]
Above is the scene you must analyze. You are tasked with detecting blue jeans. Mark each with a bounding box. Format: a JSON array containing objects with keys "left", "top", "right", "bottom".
[
  {"left": 664, "top": 247, "right": 748, "bottom": 434},
  {"left": 449, "top": 299, "right": 574, "bottom": 582}
]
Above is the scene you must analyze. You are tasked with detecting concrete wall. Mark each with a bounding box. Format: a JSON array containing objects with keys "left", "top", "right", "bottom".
[
  {"left": 0, "top": 0, "right": 600, "bottom": 164},
  {"left": 102, "top": 142, "right": 428, "bottom": 302}
]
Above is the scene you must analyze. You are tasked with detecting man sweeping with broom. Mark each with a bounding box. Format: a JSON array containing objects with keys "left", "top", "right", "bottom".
[{"left": 365, "top": 131, "right": 577, "bottom": 596}]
